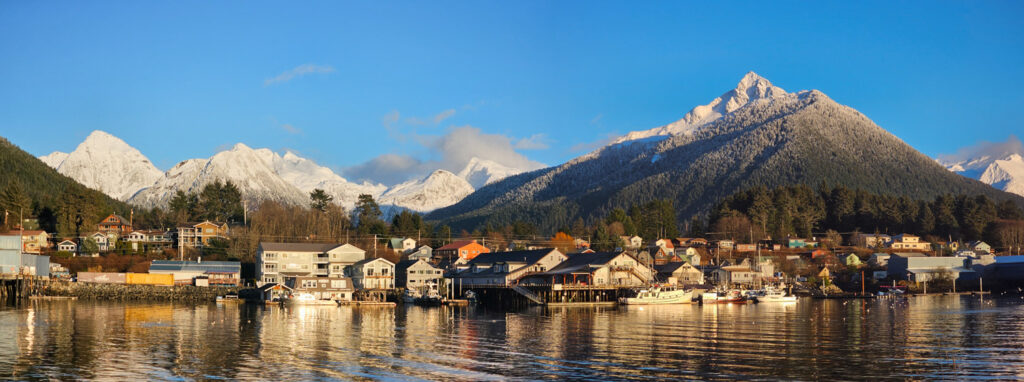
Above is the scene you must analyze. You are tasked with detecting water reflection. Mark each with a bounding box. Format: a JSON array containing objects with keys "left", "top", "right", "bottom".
[{"left": 2, "top": 296, "right": 1024, "bottom": 380}]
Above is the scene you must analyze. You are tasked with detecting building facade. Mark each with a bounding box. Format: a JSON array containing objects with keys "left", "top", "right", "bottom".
[
  {"left": 256, "top": 242, "right": 366, "bottom": 286},
  {"left": 349, "top": 257, "right": 395, "bottom": 289}
]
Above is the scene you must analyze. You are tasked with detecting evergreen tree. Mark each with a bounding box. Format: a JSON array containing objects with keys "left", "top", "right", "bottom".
[{"left": 309, "top": 188, "right": 333, "bottom": 212}]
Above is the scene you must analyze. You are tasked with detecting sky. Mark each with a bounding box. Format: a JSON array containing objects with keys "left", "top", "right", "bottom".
[{"left": 2, "top": 1, "right": 1023, "bottom": 186}]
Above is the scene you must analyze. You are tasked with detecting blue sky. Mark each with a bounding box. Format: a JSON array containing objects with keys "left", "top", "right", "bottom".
[{"left": 2, "top": 1, "right": 1023, "bottom": 185}]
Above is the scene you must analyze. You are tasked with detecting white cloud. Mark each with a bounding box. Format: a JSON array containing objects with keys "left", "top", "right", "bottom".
[
  {"left": 344, "top": 125, "right": 546, "bottom": 186},
  {"left": 513, "top": 133, "right": 550, "bottom": 150},
  {"left": 264, "top": 64, "right": 335, "bottom": 86},
  {"left": 432, "top": 109, "right": 456, "bottom": 124},
  {"left": 345, "top": 154, "right": 424, "bottom": 186},
  {"left": 569, "top": 132, "right": 619, "bottom": 153},
  {"left": 281, "top": 123, "right": 302, "bottom": 135},
  {"left": 405, "top": 108, "right": 457, "bottom": 126},
  {"left": 937, "top": 134, "right": 1024, "bottom": 163}
]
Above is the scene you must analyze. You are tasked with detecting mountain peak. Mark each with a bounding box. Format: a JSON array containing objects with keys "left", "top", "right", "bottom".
[
  {"left": 737, "top": 71, "right": 770, "bottom": 88},
  {"left": 230, "top": 142, "right": 252, "bottom": 151},
  {"left": 611, "top": 72, "right": 790, "bottom": 145}
]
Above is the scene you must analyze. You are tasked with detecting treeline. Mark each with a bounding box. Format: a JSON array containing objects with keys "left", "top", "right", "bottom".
[
  {"left": 0, "top": 138, "right": 140, "bottom": 236},
  {"left": 707, "top": 184, "right": 1024, "bottom": 249}
]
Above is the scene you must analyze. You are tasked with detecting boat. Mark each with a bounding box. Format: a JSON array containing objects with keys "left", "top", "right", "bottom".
[
  {"left": 700, "top": 290, "right": 747, "bottom": 304},
  {"left": 414, "top": 289, "right": 443, "bottom": 306},
  {"left": 758, "top": 287, "right": 798, "bottom": 303},
  {"left": 216, "top": 294, "right": 242, "bottom": 303},
  {"left": 282, "top": 293, "right": 338, "bottom": 306},
  {"left": 402, "top": 288, "right": 421, "bottom": 304},
  {"left": 619, "top": 287, "right": 695, "bottom": 305}
]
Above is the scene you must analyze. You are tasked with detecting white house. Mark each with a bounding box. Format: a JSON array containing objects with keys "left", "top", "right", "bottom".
[
  {"left": 256, "top": 242, "right": 366, "bottom": 286},
  {"left": 57, "top": 239, "right": 77, "bottom": 254},
  {"left": 395, "top": 259, "right": 443, "bottom": 290},
  {"left": 349, "top": 257, "right": 395, "bottom": 290}
]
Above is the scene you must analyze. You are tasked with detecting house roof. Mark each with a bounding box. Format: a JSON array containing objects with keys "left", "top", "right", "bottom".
[
  {"left": 388, "top": 238, "right": 407, "bottom": 249},
  {"left": 20, "top": 230, "right": 46, "bottom": 235},
  {"left": 655, "top": 262, "right": 696, "bottom": 274},
  {"left": 395, "top": 259, "right": 436, "bottom": 272},
  {"left": 100, "top": 214, "right": 129, "bottom": 224},
  {"left": 259, "top": 242, "right": 345, "bottom": 253},
  {"left": 537, "top": 251, "right": 627, "bottom": 275},
  {"left": 149, "top": 260, "right": 241, "bottom": 274},
  {"left": 721, "top": 265, "right": 754, "bottom": 272},
  {"left": 467, "top": 248, "right": 556, "bottom": 266},
  {"left": 437, "top": 240, "right": 480, "bottom": 251},
  {"left": 353, "top": 257, "right": 395, "bottom": 267}
]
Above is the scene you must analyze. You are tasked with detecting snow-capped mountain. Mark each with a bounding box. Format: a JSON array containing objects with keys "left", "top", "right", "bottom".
[
  {"left": 939, "top": 138, "right": 1024, "bottom": 197},
  {"left": 612, "top": 71, "right": 787, "bottom": 145},
  {"left": 39, "top": 130, "right": 164, "bottom": 201},
  {"left": 39, "top": 151, "right": 69, "bottom": 168},
  {"left": 39, "top": 130, "right": 497, "bottom": 213},
  {"left": 457, "top": 157, "right": 525, "bottom": 188},
  {"left": 271, "top": 150, "right": 387, "bottom": 209},
  {"left": 130, "top": 143, "right": 309, "bottom": 208},
  {"left": 430, "top": 72, "right": 1021, "bottom": 231},
  {"left": 380, "top": 170, "right": 475, "bottom": 213}
]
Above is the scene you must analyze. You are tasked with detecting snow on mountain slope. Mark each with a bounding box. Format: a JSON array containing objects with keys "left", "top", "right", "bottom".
[
  {"left": 40, "top": 130, "right": 163, "bottom": 201},
  {"left": 39, "top": 151, "right": 68, "bottom": 168},
  {"left": 130, "top": 143, "right": 308, "bottom": 208},
  {"left": 980, "top": 154, "right": 1024, "bottom": 196},
  {"left": 457, "top": 157, "right": 525, "bottom": 188},
  {"left": 379, "top": 170, "right": 475, "bottom": 212},
  {"left": 272, "top": 151, "right": 387, "bottom": 209},
  {"left": 939, "top": 137, "right": 1024, "bottom": 198},
  {"left": 37, "top": 132, "right": 519, "bottom": 213},
  {"left": 612, "top": 71, "right": 787, "bottom": 145}
]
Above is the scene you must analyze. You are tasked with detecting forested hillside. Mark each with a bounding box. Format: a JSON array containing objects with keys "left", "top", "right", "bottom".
[{"left": 429, "top": 90, "right": 1024, "bottom": 232}]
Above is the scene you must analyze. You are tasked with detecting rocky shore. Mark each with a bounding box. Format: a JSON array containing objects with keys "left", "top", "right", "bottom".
[{"left": 32, "top": 281, "right": 239, "bottom": 302}]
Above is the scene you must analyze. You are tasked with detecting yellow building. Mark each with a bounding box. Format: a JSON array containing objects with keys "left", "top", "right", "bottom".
[
  {"left": 21, "top": 230, "right": 49, "bottom": 254},
  {"left": 175, "top": 221, "right": 229, "bottom": 250}
]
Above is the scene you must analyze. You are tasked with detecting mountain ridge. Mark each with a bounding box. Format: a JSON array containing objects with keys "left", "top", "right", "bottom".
[{"left": 428, "top": 75, "right": 1024, "bottom": 231}]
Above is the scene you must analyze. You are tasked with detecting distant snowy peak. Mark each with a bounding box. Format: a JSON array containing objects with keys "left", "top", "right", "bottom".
[
  {"left": 457, "top": 157, "right": 525, "bottom": 188},
  {"left": 39, "top": 151, "right": 69, "bottom": 168},
  {"left": 941, "top": 150, "right": 1024, "bottom": 198},
  {"left": 380, "top": 169, "right": 475, "bottom": 212},
  {"left": 43, "top": 130, "right": 164, "bottom": 201},
  {"left": 612, "top": 71, "right": 789, "bottom": 144}
]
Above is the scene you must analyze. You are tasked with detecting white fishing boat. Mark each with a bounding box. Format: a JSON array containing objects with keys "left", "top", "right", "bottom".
[
  {"left": 758, "top": 287, "right": 798, "bottom": 303},
  {"left": 700, "top": 290, "right": 747, "bottom": 304},
  {"left": 282, "top": 293, "right": 337, "bottom": 306},
  {"left": 619, "top": 287, "right": 695, "bottom": 305}
]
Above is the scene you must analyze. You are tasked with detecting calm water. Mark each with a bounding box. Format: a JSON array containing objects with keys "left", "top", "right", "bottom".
[{"left": 2, "top": 296, "right": 1024, "bottom": 380}]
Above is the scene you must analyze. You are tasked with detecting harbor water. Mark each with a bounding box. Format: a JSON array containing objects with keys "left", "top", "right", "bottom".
[{"left": 2, "top": 295, "right": 1024, "bottom": 380}]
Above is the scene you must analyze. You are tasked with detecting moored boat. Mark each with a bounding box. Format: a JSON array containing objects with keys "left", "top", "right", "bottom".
[
  {"left": 282, "top": 293, "right": 338, "bottom": 306},
  {"left": 700, "top": 290, "right": 747, "bottom": 304},
  {"left": 619, "top": 287, "right": 695, "bottom": 305},
  {"left": 758, "top": 287, "right": 798, "bottom": 303}
]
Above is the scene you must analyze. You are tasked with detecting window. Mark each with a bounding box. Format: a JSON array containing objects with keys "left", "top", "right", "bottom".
[
  {"left": 368, "top": 268, "right": 375, "bottom": 276},
  {"left": 263, "top": 277, "right": 276, "bottom": 283},
  {"left": 331, "top": 280, "right": 346, "bottom": 288},
  {"left": 264, "top": 264, "right": 277, "bottom": 271},
  {"left": 265, "top": 253, "right": 277, "bottom": 259},
  {"left": 382, "top": 268, "right": 389, "bottom": 275},
  {"left": 461, "top": 250, "right": 467, "bottom": 256}
]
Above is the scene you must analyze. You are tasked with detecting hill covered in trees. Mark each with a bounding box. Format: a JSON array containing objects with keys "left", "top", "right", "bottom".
[
  {"left": 429, "top": 87, "right": 1024, "bottom": 233},
  {"left": 0, "top": 137, "right": 137, "bottom": 235}
]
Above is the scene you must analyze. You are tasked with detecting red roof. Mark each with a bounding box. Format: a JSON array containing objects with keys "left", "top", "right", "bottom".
[{"left": 437, "top": 240, "right": 478, "bottom": 250}]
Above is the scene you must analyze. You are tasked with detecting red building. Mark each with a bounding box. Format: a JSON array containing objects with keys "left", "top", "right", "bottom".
[{"left": 97, "top": 214, "right": 132, "bottom": 235}]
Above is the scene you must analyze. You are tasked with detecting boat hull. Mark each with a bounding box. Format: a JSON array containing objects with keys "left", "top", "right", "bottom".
[{"left": 619, "top": 289, "right": 695, "bottom": 305}]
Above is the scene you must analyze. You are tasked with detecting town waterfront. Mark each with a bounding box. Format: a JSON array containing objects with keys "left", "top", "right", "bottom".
[{"left": 3, "top": 296, "right": 1024, "bottom": 380}]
